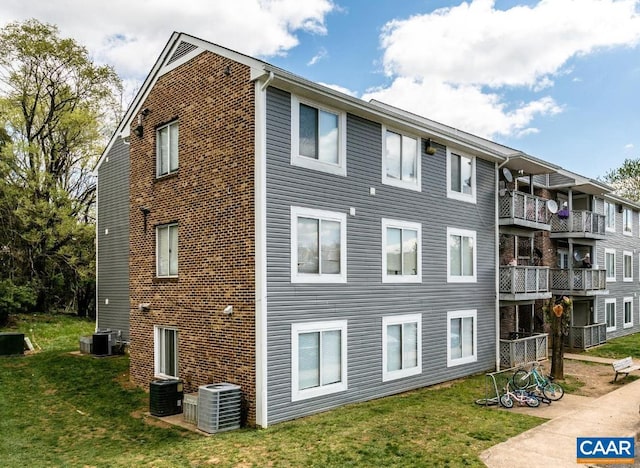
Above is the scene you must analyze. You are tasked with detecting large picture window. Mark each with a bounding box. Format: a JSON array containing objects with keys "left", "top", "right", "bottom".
[
  {"left": 447, "top": 310, "right": 477, "bottom": 366},
  {"left": 156, "top": 121, "right": 179, "bottom": 177},
  {"left": 154, "top": 326, "right": 178, "bottom": 379},
  {"left": 291, "top": 207, "right": 346, "bottom": 283},
  {"left": 291, "top": 321, "right": 347, "bottom": 401},
  {"left": 383, "top": 128, "right": 420, "bottom": 190},
  {"left": 447, "top": 149, "right": 476, "bottom": 203},
  {"left": 291, "top": 96, "right": 346, "bottom": 176},
  {"left": 156, "top": 224, "right": 178, "bottom": 277},
  {"left": 382, "top": 314, "right": 421, "bottom": 381},
  {"left": 447, "top": 227, "right": 476, "bottom": 283},
  {"left": 382, "top": 219, "right": 421, "bottom": 283}
]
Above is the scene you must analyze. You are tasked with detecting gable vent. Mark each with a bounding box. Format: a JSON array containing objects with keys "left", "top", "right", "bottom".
[{"left": 167, "top": 41, "right": 198, "bottom": 64}]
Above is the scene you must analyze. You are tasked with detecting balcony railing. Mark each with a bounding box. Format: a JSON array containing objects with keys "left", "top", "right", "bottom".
[
  {"left": 499, "top": 332, "right": 548, "bottom": 368},
  {"left": 499, "top": 266, "right": 551, "bottom": 301},
  {"left": 550, "top": 268, "right": 607, "bottom": 295},
  {"left": 550, "top": 210, "right": 606, "bottom": 238},
  {"left": 565, "top": 323, "right": 607, "bottom": 349},
  {"left": 499, "top": 191, "right": 551, "bottom": 229}
]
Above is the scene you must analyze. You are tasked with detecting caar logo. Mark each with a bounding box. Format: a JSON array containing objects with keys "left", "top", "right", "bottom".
[{"left": 577, "top": 437, "right": 635, "bottom": 464}]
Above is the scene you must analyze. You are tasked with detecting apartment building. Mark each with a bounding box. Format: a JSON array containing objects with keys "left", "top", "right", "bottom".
[{"left": 96, "top": 32, "right": 640, "bottom": 427}]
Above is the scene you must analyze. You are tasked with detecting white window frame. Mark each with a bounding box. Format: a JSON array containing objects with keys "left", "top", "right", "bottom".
[
  {"left": 623, "top": 297, "right": 633, "bottom": 329},
  {"left": 447, "top": 227, "right": 477, "bottom": 283},
  {"left": 382, "top": 314, "right": 422, "bottom": 381},
  {"left": 605, "top": 201, "right": 616, "bottom": 232},
  {"left": 382, "top": 219, "right": 422, "bottom": 283},
  {"left": 446, "top": 148, "right": 476, "bottom": 204},
  {"left": 447, "top": 309, "right": 477, "bottom": 367},
  {"left": 154, "top": 326, "right": 178, "bottom": 379},
  {"left": 623, "top": 251, "right": 633, "bottom": 282},
  {"left": 291, "top": 320, "right": 348, "bottom": 401},
  {"left": 156, "top": 223, "right": 178, "bottom": 278},
  {"left": 605, "top": 248, "right": 616, "bottom": 282},
  {"left": 605, "top": 298, "right": 616, "bottom": 332},
  {"left": 623, "top": 208, "right": 633, "bottom": 236},
  {"left": 290, "top": 95, "right": 346, "bottom": 177},
  {"left": 556, "top": 248, "right": 569, "bottom": 269},
  {"left": 290, "top": 207, "right": 347, "bottom": 283},
  {"left": 381, "top": 126, "right": 421, "bottom": 191},
  {"left": 156, "top": 120, "right": 179, "bottom": 177}
]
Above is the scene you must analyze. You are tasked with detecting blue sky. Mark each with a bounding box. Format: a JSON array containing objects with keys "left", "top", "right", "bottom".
[{"left": 4, "top": 0, "right": 640, "bottom": 179}]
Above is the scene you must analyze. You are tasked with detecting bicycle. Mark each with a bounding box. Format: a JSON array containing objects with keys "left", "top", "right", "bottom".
[
  {"left": 511, "top": 362, "right": 565, "bottom": 401},
  {"left": 499, "top": 380, "right": 540, "bottom": 408}
]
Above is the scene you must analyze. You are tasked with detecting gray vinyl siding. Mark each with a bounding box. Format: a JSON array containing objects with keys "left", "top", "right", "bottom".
[
  {"left": 96, "top": 137, "right": 130, "bottom": 339},
  {"left": 265, "top": 87, "right": 496, "bottom": 424},
  {"left": 596, "top": 204, "right": 640, "bottom": 339}
]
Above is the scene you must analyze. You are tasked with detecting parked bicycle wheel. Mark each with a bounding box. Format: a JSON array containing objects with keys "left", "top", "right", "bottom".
[
  {"left": 542, "top": 382, "right": 564, "bottom": 400},
  {"left": 511, "top": 370, "right": 531, "bottom": 389},
  {"left": 500, "top": 394, "right": 514, "bottom": 408},
  {"left": 525, "top": 394, "right": 540, "bottom": 407}
]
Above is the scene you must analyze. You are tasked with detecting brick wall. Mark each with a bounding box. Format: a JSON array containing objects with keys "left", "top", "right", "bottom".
[{"left": 128, "top": 51, "right": 257, "bottom": 424}]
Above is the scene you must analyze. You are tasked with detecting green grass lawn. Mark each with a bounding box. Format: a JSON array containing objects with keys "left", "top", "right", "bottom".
[{"left": 4, "top": 314, "right": 636, "bottom": 467}]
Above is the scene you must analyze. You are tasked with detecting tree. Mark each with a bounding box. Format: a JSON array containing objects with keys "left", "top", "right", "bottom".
[
  {"left": 0, "top": 19, "right": 122, "bottom": 322},
  {"left": 601, "top": 158, "right": 640, "bottom": 202},
  {"left": 544, "top": 296, "right": 572, "bottom": 380}
]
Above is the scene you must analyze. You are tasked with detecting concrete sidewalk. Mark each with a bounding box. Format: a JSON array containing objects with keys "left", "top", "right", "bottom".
[{"left": 480, "top": 358, "right": 640, "bottom": 467}]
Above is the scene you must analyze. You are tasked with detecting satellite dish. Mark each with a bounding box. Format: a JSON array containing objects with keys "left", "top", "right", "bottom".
[
  {"left": 546, "top": 200, "right": 558, "bottom": 214},
  {"left": 501, "top": 168, "right": 513, "bottom": 183},
  {"left": 574, "top": 251, "right": 588, "bottom": 262}
]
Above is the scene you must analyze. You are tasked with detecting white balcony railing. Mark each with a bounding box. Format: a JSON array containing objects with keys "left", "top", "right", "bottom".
[
  {"left": 499, "top": 191, "right": 551, "bottom": 226},
  {"left": 550, "top": 268, "right": 607, "bottom": 293},
  {"left": 550, "top": 210, "right": 606, "bottom": 236},
  {"left": 499, "top": 266, "right": 550, "bottom": 295}
]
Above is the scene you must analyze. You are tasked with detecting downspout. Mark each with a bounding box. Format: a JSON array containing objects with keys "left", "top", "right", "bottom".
[
  {"left": 495, "top": 161, "right": 501, "bottom": 371},
  {"left": 255, "top": 70, "right": 273, "bottom": 428}
]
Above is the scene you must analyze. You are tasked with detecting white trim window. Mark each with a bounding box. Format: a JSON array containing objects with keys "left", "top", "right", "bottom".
[
  {"left": 447, "top": 309, "right": 477, "bottom": 367},
  {"left": 382, "top": 127, "right": 420, "bottom": 191},
  {"left": 623, "top": 251, "right": 633, "bottom": 282},
  {"left": 291, "top": 207, "right": 347, "bottom": 283},
  {"left": 382, "top": 219, "right": 422, "bottom": 283},
  {"left": 623, "top": 297, "right": 633, "bottom": 329},
  {"left": 556, "top": 249, "right": 569, "bottom": 269},
  {"left": 382, "top": 314, "right": 422, "bottom": 381},
  {"left": 156, "top": 224, "right": 178, "bottom": 277},
  {"left": 291, "top": 320, "right": 347, "bottom": 401},
  {"left": 605, "top": 299, "right": 616, "bottom": 332},
  {"left": 446, "top": 148, "right": 476, "bottom": 203},
  {"left": 156, "top": 121, "right": 179, "bottom": 177},
  {"left": 291, "top": 96, "right": 346, "bottom": 176},
  {"left": 447, "top": 227, "right": 477, "bottom": 283},
  {"left": 605, "top": 249, "right": 616, "bottom": 282},
  {"left": 604, "top": 201, "right": 616, "bottom": 232},
  {"left": 623, "top": 208, "right": 632, "bottom": 236},
  {"left": 154, "top": 326, "right": 178, "bottom": 379}
]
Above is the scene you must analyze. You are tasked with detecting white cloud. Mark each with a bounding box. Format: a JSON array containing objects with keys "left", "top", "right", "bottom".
[
  {"left": 363, "top": 77, "right": 561, "bottom": 138},
  {"left": 318, "top": 82, "right": 357, "bottom": 96},
  {"left": 625, "top": 143, "right": 635, "bottom": 150},
  {"left": 308, "top": 47, "right": 328, "bottom": 66},
  {"left": 367, "top": 0, "right": 640, "bottom": 138},
  {"left": 0, "top": 0, "right": 335, "bottom": 79}
]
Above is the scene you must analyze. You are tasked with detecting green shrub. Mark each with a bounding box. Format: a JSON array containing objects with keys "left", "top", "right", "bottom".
[{"left": 0, "top": 279, "right": 37, "bottom": 326}]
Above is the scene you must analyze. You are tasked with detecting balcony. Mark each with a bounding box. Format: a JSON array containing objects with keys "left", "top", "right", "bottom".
[
  {"left": 565, "top": 323, "right": 607, "bottom": 350},
  {"left": 499, "top": 266, "right": 551, "bottom": 301},
  {"left": 550, "top": 210, "right": 606, "bottom": 239},
  {"left": 550, "top": 268, "right": 608, "bottom": 296},
  {"left": 499, "top": 332, "right": 548, "bottom": 368},
  {"left": 499, "top": 191, "right": 551, "bottom": 231}
]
